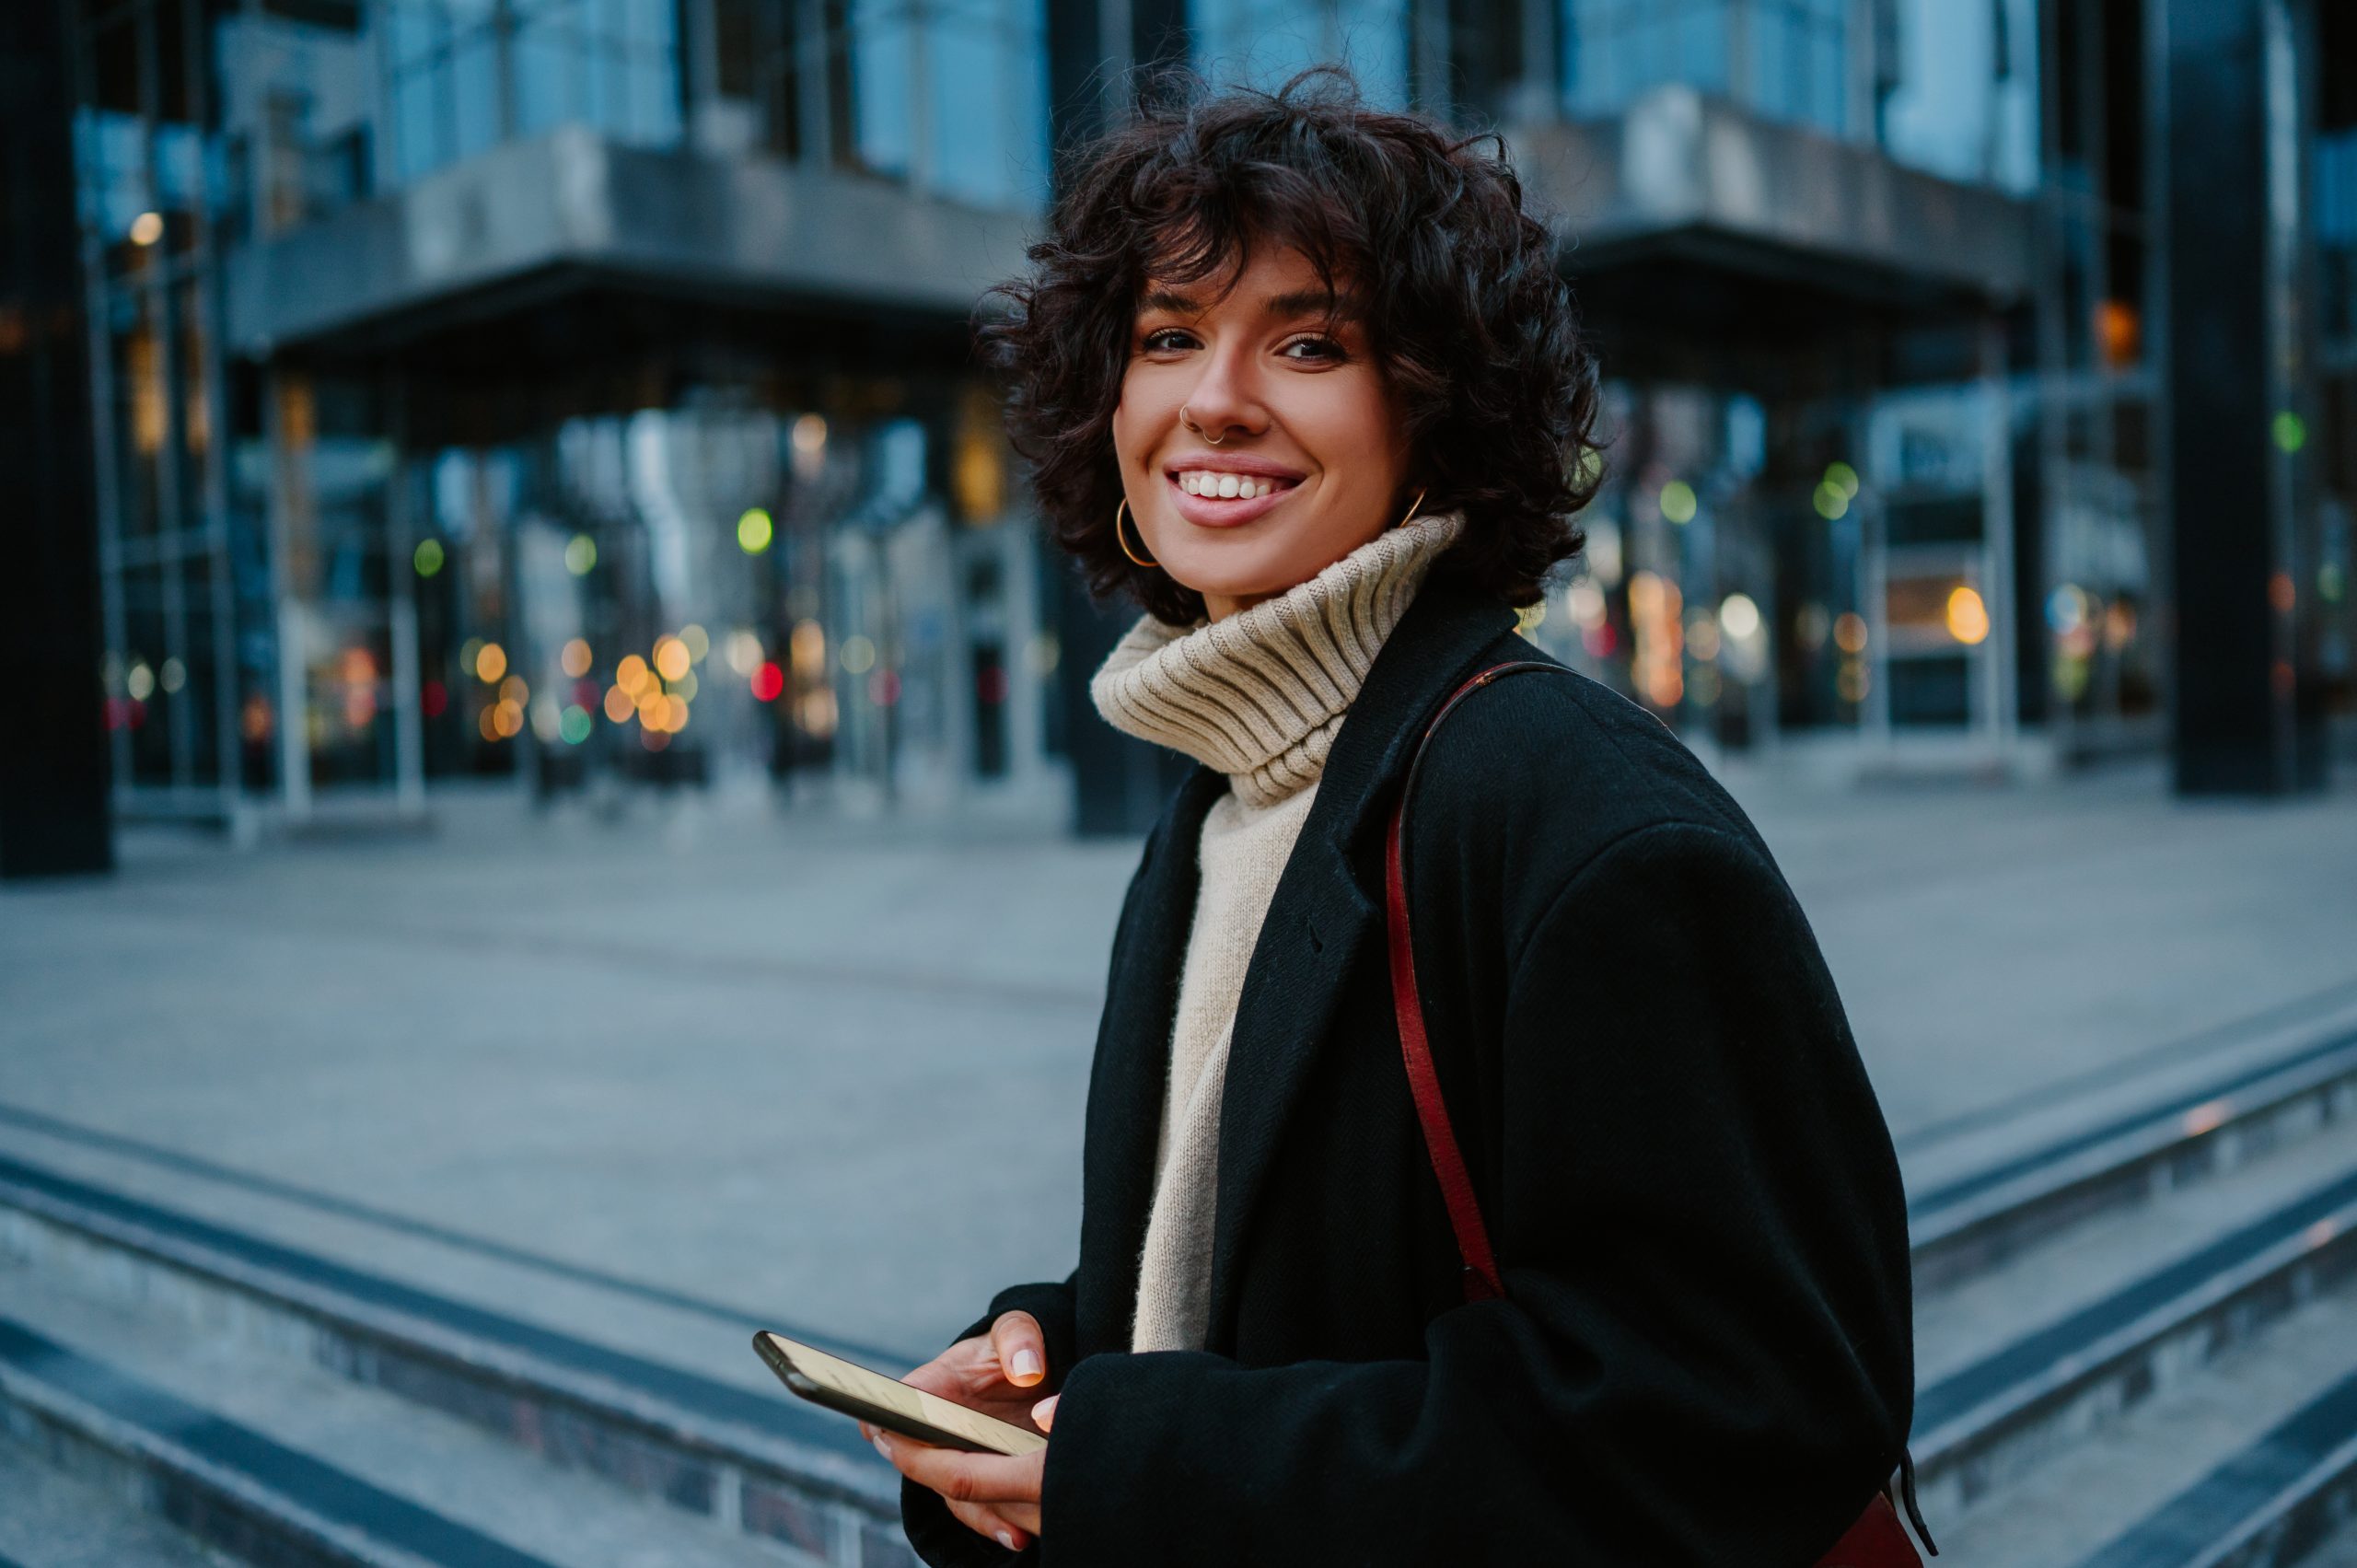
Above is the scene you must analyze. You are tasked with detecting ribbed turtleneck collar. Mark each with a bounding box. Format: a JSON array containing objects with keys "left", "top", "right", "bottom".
[{"left": 1088, "top": 510, "right": 1465, "bottom": 809}]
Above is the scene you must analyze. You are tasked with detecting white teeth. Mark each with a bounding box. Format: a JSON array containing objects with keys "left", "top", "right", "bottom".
[{"left": 1176, "top": 471, "right": 1278, "bottom": 498}]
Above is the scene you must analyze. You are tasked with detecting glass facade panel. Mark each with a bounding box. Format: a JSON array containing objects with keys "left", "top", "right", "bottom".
[
  {"left": 1562, "top": 0, "right": 1730, "bottom": 116},
  {"left": 1190, "top": 0, "right": 1411, "bottom": 109},
  {"left": 384, "top": 0, "right": 683, "bottom": 188}
]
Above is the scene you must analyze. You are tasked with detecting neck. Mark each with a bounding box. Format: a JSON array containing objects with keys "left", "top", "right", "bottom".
[{"left": 1089, "top": 508, "right": 1466, "bottom": 808}]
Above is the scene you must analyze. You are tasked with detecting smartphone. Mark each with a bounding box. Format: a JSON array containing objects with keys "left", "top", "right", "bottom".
[{"left": 753, "top": 1330, "right": 1048, "bottom": 1456}]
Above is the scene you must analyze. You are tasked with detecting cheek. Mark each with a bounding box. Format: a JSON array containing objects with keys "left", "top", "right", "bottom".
[
  {"left": 1299, "top": 376, "right": 1407, "bottom": 488},
  {"left": 1112, "top": 366, "right": 1177, "bottom": 470}
]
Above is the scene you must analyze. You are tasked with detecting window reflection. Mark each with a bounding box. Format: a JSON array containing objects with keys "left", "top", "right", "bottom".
[
  {"left": 386, "top": 0, "right": 683, "bottom": 186},
  {"left": 1190, "top": 0, "right": 1411, "bottom": 108}
]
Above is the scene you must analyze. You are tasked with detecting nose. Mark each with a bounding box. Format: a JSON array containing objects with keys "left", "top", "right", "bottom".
[{"left": 1179, "top": 344, "right": 1265, "bottom": 445}]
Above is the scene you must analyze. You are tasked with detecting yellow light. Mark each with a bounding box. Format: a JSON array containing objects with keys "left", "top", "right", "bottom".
[
  {"left": 1837, "top": 659, "right": 1870, "bottom": 703},
  {"left": 798, "top": 687, "right": 838, "bottom": 738},
  {"left": 681, "top": 624, "right": 710, "bottom": 663},
  {"left": 636, "top": 691, "right": 667, "bottom": 728},
  {"left": 663, "top": 694, "right": 689, "bottom": 731},
  {"left": 1658, "top": 481, "right": 1697, "bottom": 525},
  {"left": 603, "top": 685, "right": 634, "bottom": 724},
  {"left": 564, "top": 534, "right": 598, "bottom": 575},
  {"left": 1814, "top": 482, "right": 1850, "bottom": 520},
  {"left": 475, "top": 642, "right": 507, "bottom": 683},
  {"left": 737, "top": 508, "right": 773, "bottom": 554},
  {"left": 561, "top": 638, "right": 593, "bottom": 679},
  {"left": 792, "top": 413, "right": 828, "bottom": 456},
  {"left": 790, "top": 620, "right": 827, "bottom": 679},
  {"left": 1945, "top": 586, "right": 1991, "bottom": 645},
  {"left": 726, "top": 630, "right": 764, "bottom": 676},
  {"left": 616, "top": 655, "right": 650, "bottom": 694},
  {"left": 1833, "top": 612, "right": 1869, "bottom": 655},
  {"left": 129, "top": 211, "right": 163, "bottom": 246},
  {"left": 479, "top": 706, "right": 501, "bottom": 742},
  {"left": 413, "top": 539, "right": 446, "bottom": 577},
  {"left": 493, "top": 699, "right": 524, "bottom": 738},
  {"left": 500, "top": 674, "right": 529, "bottom": 705},
  {"left": 840, "top": 634, "right": 876, "bottom": 676},
  {"left": 654, "top": 636, "right": 691, "bottom": 683},
  {"left": 1825, "top": 461, "right": 1860, "bottom": 498}
]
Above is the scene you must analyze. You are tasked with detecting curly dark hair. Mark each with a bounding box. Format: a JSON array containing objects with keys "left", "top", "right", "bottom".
[{"left": 976, "top": 66, "right": 1603, "bottom": 625}]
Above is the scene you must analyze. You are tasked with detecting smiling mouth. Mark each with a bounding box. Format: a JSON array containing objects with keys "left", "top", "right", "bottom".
[{"left": 1169, "top": 468, "right": 1299, "bottom": 500}]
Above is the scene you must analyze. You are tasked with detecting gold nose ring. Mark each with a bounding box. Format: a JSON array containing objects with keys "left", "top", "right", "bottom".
[{"left": 1180, "top": 405, "right": 1228, "bottom": 446}]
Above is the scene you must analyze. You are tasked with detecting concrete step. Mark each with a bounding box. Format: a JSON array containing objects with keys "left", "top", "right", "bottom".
[
  {"left": 0, "top": 1251, "right": 832, "bottom": 1568},
  {"left": 2297, "top": 1515, "right": 2357, "bottom": 1568},
  {"left": 0, "top": 1438, "right": 226, "bottom": 1568},
  {"left": 1931, "top": 1286, "right": 2357, "bottom": 1567},
  {"left": 0, "top": 1157, "right": 916, "bottom": 1568},
  {"left": 1910, "top": 1122, "right": 2357, "bottom": 1524},
  {"left": 1908, "top": 1002, "right": 2357, "bottom": 1293}
]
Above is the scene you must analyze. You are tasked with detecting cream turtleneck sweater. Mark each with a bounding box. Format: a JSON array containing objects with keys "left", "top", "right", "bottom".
[{"left": 1089, "top": 509, "right": 1465, "bottom": 1353}]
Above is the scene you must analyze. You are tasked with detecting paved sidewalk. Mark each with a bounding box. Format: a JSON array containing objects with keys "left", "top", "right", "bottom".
[{"left": 2, "top": 759, "right": 2351, "bottom": 1369}]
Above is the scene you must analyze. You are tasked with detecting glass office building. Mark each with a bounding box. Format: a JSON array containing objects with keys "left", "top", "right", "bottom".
[{"left": 62, "top": 0, "right": 2353, "bottom": 834}]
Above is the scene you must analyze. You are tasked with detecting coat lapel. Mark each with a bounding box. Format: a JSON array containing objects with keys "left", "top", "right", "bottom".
[
  {"left": 1203, "top": 575, "right": 1518, "bottom": 1348},
  {"left": 1077, "top": 761, "right": 1229, "bottom": 1350}
]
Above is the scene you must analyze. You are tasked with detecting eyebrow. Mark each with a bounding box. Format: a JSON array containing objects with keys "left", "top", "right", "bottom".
[{"left": 1136, "top": 286, "right": 1365, "bottom": 322}]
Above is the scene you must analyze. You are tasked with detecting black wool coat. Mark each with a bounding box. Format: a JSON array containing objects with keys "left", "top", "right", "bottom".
[{"left": 902, "top": 573, "right": 1916, "bottom": 1567}]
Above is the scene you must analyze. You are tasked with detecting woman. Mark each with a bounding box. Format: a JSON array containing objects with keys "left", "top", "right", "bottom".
[{"left": 866, "top": 70, "right": 1918, "bottom": 1565}]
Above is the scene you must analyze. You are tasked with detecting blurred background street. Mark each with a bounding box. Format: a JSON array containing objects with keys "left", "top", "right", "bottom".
[{"left": 4, "top": 0, "right": 2357, "bottom": 1564}]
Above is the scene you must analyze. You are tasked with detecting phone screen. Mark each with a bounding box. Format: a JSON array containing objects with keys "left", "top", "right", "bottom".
[{"left": 753, "top": 1331, "right": 1048, "bottom": 1456}]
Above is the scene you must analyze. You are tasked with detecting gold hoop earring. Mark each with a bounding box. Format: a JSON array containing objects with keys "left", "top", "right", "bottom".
[
  {"left": 1395, "top": 488, "right": 1428, "bottom": 528},
  {"left": 1180, "top": 406, "right": 1228, "bottom": 447},
  {"left": 1116, "top": 498, "right": 1158, "bottom": 568}
]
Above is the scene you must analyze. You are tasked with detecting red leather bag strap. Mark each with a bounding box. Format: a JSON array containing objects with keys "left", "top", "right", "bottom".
[
  {"left": 1383, "top": 660, "right": 1563, "bottom": 1306},
  {"left": 1380, "top": 658, "right": 1935, "bottom": 1564}
]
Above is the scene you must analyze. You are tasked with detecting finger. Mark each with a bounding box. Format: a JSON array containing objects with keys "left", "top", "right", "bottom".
[
  {"left": 1031, "top": 1394, "right": 1059, "bottom": 1433},
  {"left": 990, "top": 1311, "right": 1047, "bottom": 1388},
  {"left": 946, "top": 1498, "right": 1028, "bottom": 1553},
  {"left": 885, "top": 1436, "right": 1042, "bottom": 1507},
  {"left": 1000, "top": 1501, "right": 1042, "bottom": 1535}
]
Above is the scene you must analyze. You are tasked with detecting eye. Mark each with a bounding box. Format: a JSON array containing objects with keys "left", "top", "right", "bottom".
[
  {"left": 1278, "top": 334, "right": 1348, "bottom": 365},
  {"left": 1140, "top": 327, "right": 1198, "bottom": 354}
]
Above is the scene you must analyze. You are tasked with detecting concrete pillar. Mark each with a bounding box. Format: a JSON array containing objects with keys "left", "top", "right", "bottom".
[{"left": 0, "top": 0, "right": 112, "bottom": 877}]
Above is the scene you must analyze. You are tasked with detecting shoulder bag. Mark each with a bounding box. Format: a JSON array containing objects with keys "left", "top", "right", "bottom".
[{"left": 1381, "top": 659, "right": 1937, "bottom": 1567}]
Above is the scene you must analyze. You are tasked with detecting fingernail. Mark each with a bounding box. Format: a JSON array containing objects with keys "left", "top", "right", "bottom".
[
  {"left": 872, "top": 1434, "right": 891, "bottom": 1459},
  {"left": 997, "top": 1529, "right": 1019, "bottom": 1550},
  {"left": 1009, "top": 1347, "right": 1042, "bottom": 1381}
]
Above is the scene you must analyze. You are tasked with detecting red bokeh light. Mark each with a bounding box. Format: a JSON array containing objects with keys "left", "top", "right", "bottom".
[
  {"left": 422, "top": 679, "right": 448, "bottom": 717},
  {"left": 750, "top": 661, "right": 785, "bottom": 703}
]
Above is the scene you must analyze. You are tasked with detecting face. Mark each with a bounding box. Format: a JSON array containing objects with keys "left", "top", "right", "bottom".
[{"left": 1112, "top": 244, "right": 1417, "bottom": 622}]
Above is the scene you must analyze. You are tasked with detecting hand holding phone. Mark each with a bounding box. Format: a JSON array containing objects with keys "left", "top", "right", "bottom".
[{"left": 829, "top": 1309, "right": 1056, "bottom": 1551}]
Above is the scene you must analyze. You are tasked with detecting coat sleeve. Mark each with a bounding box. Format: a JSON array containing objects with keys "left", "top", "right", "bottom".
[
  {"left": 1028, "top": 820, "right": 1916, "bottom": 1566},
  {"left": 901, "top": 1271, "right": 1078, "bottom": 1567}
]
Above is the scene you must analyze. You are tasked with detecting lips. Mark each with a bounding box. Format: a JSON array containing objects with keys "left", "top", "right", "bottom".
[{"left": 1161, "top": 453, "right": 1307, "bottom": 529}]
